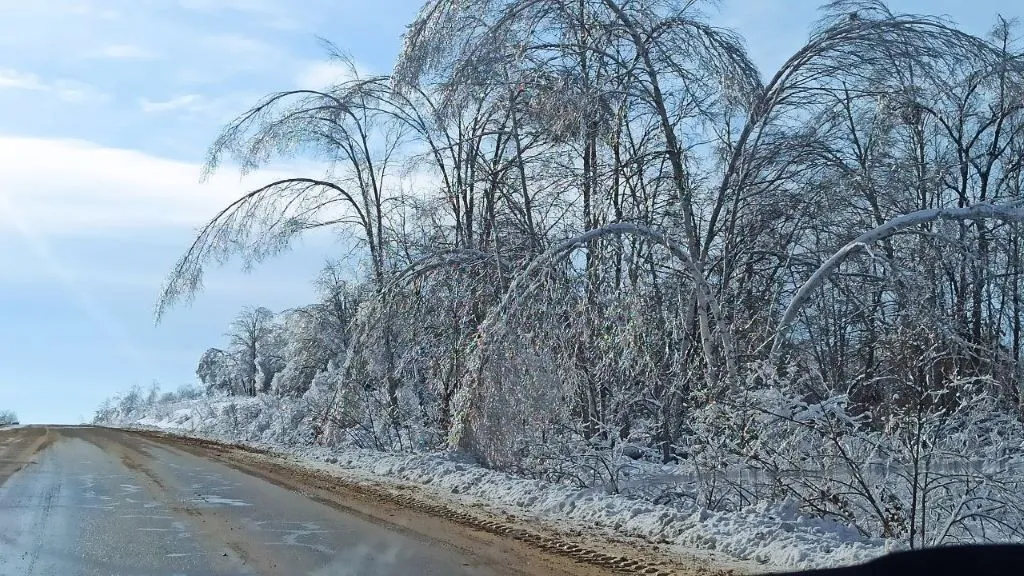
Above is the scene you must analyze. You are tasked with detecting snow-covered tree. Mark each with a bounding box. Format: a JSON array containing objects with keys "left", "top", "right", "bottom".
[
  {"left": 196, "top": 348, "right": 242, "bottom": 395},
  {"left": 226, "top": 306, "right": 278, "bottom": 396},
  {"left": 143, "top": 0, "right": 1024, "bottom": 547}
]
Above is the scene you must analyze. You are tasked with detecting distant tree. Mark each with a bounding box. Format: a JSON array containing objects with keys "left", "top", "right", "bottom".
[
  {"left": 256, "top": 320, "right": 287, "bottom": 394},
  {"left": 145, "top": 381, "right": 161, "bottom": 405},
  {"left": 227, "top": 306, "right": 278, "bottom": 396},
  {"left": 0, "top": 409, "right": 17, "bottom": 426},
  {"left": 196, "top": 347, "right": 242, "bottom": 395},
  {"left": 315, "top": 261, "right": 364, "bottom": 347},
  {"left": 269, "top": 264, "right": 364, "bottom": 398},
  {"left": 118, "top": 384, "right": 144, "bottom": 419},
  {"left": 270, "top": 308, "right": 329, "bottom": 397}
]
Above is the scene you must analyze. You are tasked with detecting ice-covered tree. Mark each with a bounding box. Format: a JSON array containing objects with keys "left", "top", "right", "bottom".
[
  {"left": 145, "top": 0, "right": 1024, "bottom": 546},
  {"left": 226, "top": 306, "right": 279, "bottom": 396},
  {"left": 196, "top": 348, "right": 242, "bottom": 395}
]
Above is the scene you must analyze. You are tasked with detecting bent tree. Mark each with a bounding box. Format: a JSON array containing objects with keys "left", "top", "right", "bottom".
[
  {"left": 157, "top": 60, "right": 416, "bottom": 426},
  {"left": 158, "top": 2, "right": 1024, "bottom": 539}
]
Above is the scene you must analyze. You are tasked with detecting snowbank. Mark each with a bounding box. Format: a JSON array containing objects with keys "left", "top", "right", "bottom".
[{"left": 294, "top": 445, "right": 883, "bottom": 569}]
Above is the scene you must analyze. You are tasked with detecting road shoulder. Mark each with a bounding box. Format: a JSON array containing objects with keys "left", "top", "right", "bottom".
[
  {"left": 0, "top": 426, "right": 55, "bottom": 487},
  {"left": 127, "top": 427, "right": 755, "bottom": 576}
]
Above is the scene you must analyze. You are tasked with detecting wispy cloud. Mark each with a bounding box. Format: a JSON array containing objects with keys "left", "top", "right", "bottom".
[
  {"left": 202, "top": 34, "right": 283, "bottom": 64},
  {"left": 0, "top": 68, "right": 106, "bottom": 103},
  {"left": 140, "top": 94, "right": 203, "bottom": 113},
  {"left": 86, "top": 43, "right": 158, "bottom": 60},
  {"left": 66, "top": 2, "right": 120, "bottom": 19},
  {"left": 0, "top": 136, "right": 305, "bottom": 235},
  {"left": 293, "top": 60, "right": 372, "bottom": 89},
  {"left": 52, "top": 79, "right": 108, "bottom": 103},
  {"left": 0, "top": 69, "right": 47, "bottom": 91},
  {"left": 136, "top": 92, "right": 260, "bottom": 124},
  {"left": 176, "top": 0, "right": 280, "bottom": 13},
  {"left": 175, "top": 0, "right": 301, "bottom": 29}
]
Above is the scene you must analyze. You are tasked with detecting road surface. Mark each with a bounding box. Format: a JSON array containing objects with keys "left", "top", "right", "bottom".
[{"left": 0, "top": 426, "right": 630, "bottom": 576}]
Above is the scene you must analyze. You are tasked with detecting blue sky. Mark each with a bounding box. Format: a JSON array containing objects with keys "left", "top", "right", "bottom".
[{"left": 0, "top": 0, "right": 1016, "bottom": 424}]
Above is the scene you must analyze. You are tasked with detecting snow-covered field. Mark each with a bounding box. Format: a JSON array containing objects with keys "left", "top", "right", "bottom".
[{"left": 96, "top": 393, "right": 889, "bottom": 572}]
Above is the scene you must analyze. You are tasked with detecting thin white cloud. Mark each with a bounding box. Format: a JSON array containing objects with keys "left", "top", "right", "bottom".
[
  {"left": 66, "top": 2, "right": 120, "bottom": 19},
  {"left": 293, "top": 60, "right": 372, "bottom": 89},
  {"left": 137, "top": 93, "right": 259, "bottom": 123},
  {"left": 87, "top": 43, "right": 157, "bottom": 60},
  {"left": 0, "top": 136, "right": 309, "bottom": 235},
  {"left": 203, "top": 33, "right": 280, "bottom": 59},
  {"left": 140, "top": 94, "right": 202, "bottom": 113},
  {"left": 0, "top": 68, "right": 107, "bottom": 103},
  {"left": 190, "top": 34, "right": 288, "bottom": 73},
  {"left": 52, "top": 79, "right": 108, "bottom": 103},
  {"left": 176, "top": 0, "right": 278, "bottom": 14},
  {"left": 0, "top": 69, "right": 46, "bottom": 91},
  {"left": 175, "top": 0, "right": 301, "bottom": 29}
]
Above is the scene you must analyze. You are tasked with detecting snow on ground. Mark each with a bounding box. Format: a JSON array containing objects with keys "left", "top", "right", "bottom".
[
  {"left": 98, "top": 394, "right": 887, "bottom": 572},
  {"left": 290, "top": 445, "right": 883, "bottom": 570}
]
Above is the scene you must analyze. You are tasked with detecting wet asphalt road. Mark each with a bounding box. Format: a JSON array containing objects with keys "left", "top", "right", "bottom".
[{"left": 0, "top": 426, "right": 500, "bottom": 576}]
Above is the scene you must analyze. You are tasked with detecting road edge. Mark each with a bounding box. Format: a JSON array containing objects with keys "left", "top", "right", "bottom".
[{"left": 119, "top": 426, "right": 749, "bottom": 576}]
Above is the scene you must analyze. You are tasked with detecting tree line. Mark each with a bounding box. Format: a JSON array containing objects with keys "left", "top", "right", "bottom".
[{"left": 163, "top": 0, "right": 1024, "bottom": 546}]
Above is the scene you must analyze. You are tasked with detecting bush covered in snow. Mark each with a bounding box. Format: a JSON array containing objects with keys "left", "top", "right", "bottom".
[
  {"left": 692, "top": 366, "right": 1024, "bottom": 547},
  {"left": 95, "top": 359, "right": 1024, "bottom": 567},
  {"left": 95, "top": 384, "right": 319, "bottom": 448}
]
